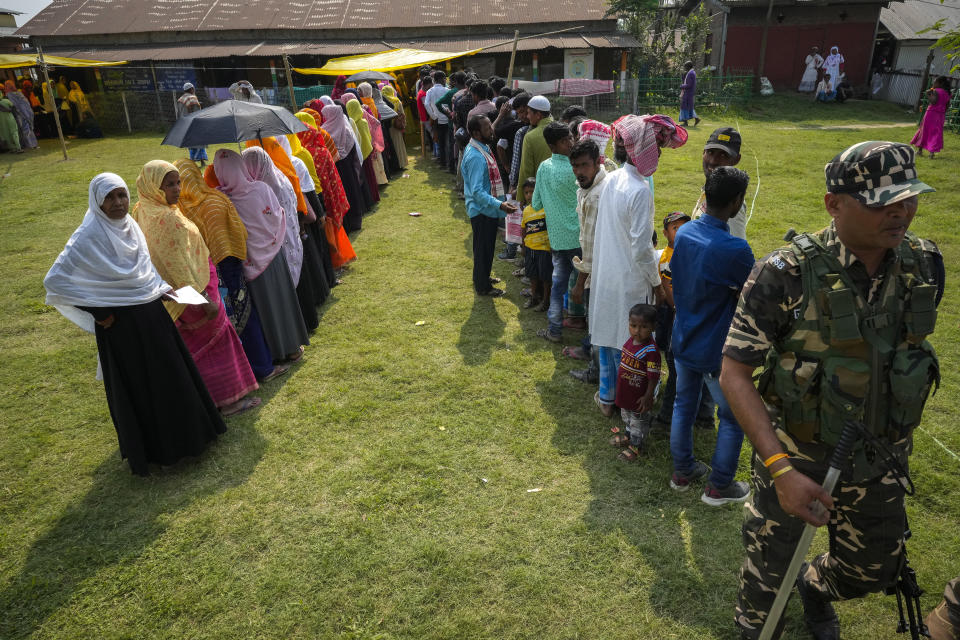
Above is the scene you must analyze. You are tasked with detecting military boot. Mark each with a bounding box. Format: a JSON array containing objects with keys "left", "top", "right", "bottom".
[{"left": 796, "top": 563, "right": 840, "bottom": 640}]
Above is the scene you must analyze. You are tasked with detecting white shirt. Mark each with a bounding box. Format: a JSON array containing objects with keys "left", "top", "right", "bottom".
[
  {"left": 425, "top": 85, "right": 449, "bottom": 124},
  {"left": 590, "top": 164, "right": 660, "bottom": 350}
]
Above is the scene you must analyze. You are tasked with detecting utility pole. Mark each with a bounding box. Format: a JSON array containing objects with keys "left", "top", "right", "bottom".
[
  {"left": 283, "top": 55, "right": 297, "bottom": 109},
  {"left": 37, "top": 45, "right": 68, "bottom": 161}
]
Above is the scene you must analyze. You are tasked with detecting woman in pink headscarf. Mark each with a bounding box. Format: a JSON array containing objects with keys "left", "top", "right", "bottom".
[
  {"left": 213, "top": 149, "right": 308, "bottom": 361},
  {"left": 911, "top": 76, "right": 952, "bottom": 158},
  {"left": 320, "top": 103, "right": 368, "bottom": 232}
]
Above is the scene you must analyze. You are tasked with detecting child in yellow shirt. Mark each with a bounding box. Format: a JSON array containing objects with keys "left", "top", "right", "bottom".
[{"left": 520, "top": 178, "right": 552, "bottom": 311}]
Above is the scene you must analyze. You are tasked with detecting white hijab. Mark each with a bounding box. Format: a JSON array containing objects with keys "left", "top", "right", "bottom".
[
  {"left": 44, "top": 173, "right": 169, "bottom": 333},
  {"left": 275, "top": 136, "right": 317, "bottom": 192}
]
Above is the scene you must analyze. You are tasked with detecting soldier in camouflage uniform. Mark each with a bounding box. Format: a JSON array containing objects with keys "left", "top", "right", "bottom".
[{"left": 718, "top": 141, "right": 945, "bottom": 640}]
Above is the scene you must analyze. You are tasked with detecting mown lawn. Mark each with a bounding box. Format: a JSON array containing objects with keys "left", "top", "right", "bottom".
[{"left": 0, "top": 95, "right": 958, "bottom": 639}]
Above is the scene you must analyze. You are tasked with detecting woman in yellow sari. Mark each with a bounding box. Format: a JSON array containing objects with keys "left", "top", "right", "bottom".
[{"left": 132, "top": 160, "right": 260, "bottom": 415}]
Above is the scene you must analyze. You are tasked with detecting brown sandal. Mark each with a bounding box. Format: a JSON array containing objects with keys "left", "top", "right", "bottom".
[{"left": 618, "top": 445, "right": 641, "bottom": 462}]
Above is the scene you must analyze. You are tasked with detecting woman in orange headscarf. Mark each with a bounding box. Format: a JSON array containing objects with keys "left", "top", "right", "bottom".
[
  {"left": 244, "top": 137, "right": 307, "bottom": 215},
  {"left": 132, "top": 159, "right": 260, "bottom": 415}
]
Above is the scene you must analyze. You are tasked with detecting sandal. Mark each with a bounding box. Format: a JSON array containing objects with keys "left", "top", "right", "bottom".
[
  {"left": 618, "top": 445, "right": 641, "bottom": 462},
  {"left": 609, "top": 433, "right": 629, "bottom": 447},
  {"left": 512, "top": 268, "right": 525, "bottom": 277},
  {"left": 523, "top": 297, "right": 541, "bottom": 309},
  {"left": 260, "top": 364, "right": 290, "bottom": 382},
  {"left": 520, "top": 287, "right": 532, "bottom": 298},
  {"left": 594, "top": 391, "right": 614, "bottom": 418},
  {"left": 286, "top": 346, "right": 305, "bottom": 362},
  {"left": 534, "top": 300, "right": 549, "bottom": 312},
  {"left": 562, "top": 346, "right": 588, "bottom": 361},
  {"left": 222, "top": 396, "right": 262, "bottom": 417}
]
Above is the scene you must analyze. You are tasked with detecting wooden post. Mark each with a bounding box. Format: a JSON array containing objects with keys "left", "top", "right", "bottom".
[
  {"left": 755, "top": 0, "right": 776, "bottom": 93},
  {"left": 149, "top": 61, "right": 164, "bottom": 121},
  {"left": 283, "top": 54, "right": 297, "bottom": 109},
  {"left": 37, "top": 46, "right": 68, "bottom": 161},
  {"left": 506, "top": 30, "right": 520, "bottom": 86},
  {"left": 915, "top": 49, "right": 935, "bottom": 112},
  {"left": 121, "top": 91, "right": 132, "bottom": 133}
]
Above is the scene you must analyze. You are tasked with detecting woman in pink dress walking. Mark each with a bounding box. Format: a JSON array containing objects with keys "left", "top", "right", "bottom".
[{"left": 911, "top": 76, "right": 953, "bottom": 158}]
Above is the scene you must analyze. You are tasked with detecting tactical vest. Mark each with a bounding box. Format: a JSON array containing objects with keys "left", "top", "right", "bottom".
[{"left": 759, "top": 229, "right": 939, "bottom": 468}]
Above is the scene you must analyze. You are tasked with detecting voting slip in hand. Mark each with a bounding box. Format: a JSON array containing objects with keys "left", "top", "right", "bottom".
[{"left": 166, "top": 286, "right": 207, "bottom": 305}]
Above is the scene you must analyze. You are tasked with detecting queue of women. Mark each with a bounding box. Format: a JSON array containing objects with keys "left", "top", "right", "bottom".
[
  {"left": 43, "top": 81, "right": 409, "bottom": 476},
  {"left": 1, "top": 75, "right": 99, "bottom": 153}
]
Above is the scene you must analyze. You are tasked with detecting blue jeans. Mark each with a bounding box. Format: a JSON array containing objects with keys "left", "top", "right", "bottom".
[
  {"left": 669, "top": 361, "right": 745, "bottom": 487},
  {"left": 597, "top": 346, "right": 620, "bottom": 404},
  {"left": 548, "top": 248, "right": 580, "bottom": 336}
]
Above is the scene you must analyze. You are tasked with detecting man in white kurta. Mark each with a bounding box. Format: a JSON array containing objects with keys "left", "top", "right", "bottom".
[{"left": 590, "top": 160, "right": 662, "bottom": 411}]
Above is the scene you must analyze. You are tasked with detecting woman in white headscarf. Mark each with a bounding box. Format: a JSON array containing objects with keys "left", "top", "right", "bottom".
[
  {"left": 821, "top": 46, "right": 844, "bottom": 91},
  {"left": 44, "top": 173, "right": 226, "bottom": 476}
]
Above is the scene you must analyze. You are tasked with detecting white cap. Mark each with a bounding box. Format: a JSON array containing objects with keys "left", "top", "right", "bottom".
[
  {"left": 183, "top": 82, "right": 195, "bottom": 91},
  {"left": 527, "top": 95, "right": 551, "bottom": 112}
]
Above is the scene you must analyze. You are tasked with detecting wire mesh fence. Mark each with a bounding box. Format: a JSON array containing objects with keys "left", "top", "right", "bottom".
[
  {"left": 948, "top": 88, "right": 960, "bottom": 134},
  {"left": 635, "top": 69, "right": 754, "bottom": 113}
]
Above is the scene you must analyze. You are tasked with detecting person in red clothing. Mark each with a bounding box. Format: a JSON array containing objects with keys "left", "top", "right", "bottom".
[
  {"left": 610, "top": 303, "right": 661, "bottom": 462},
  {"left": 416, "top": 76, "right": 434, "bottom": 155}
]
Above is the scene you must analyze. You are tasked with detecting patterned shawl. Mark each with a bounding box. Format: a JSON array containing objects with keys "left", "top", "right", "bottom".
[
  {"left": 131, "top": 160, "right": 210, "bottom": 322},
  {"left": 173, "top": 158, "right": 248, "bottom": 264}
]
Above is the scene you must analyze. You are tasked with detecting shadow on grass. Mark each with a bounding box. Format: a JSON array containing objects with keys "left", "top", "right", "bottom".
[
  {"left": 508, "top": 293, "right": 765, "bottom": 636},
  {"left": 456, "top": 295, "right": 505, "bottom": 366},
  {"left": 0, "top": 423, "right": 266, "bottom": 639}
]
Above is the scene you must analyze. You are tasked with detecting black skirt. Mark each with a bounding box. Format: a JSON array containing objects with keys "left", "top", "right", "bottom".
[
  {"left": 81, "top": 299, "right": 226, "bottom": 476},
  {"left": 335, "top": 148, "right": 366, "bottom": 232}
]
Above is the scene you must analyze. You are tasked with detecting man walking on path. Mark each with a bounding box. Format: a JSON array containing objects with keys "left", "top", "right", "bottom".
[{"left": 463, "top": 114, "right": 518, "bottom": 297}]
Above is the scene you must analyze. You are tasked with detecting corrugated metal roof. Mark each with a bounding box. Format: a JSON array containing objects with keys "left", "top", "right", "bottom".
[
  {"left": 41, "top": 40, "right": 392, "bottom": 60},
  {"left": 40, "top": 32, "right": 638, "bottom": 61},
  {"left": 880, "top": 0, "right": 960, "bottom": 41},
  {"left": 386, "top": 32, "right": 639, "bottom": 53},
  {"left": 19, "top": 0, "right": 617, "bottom": 36}
]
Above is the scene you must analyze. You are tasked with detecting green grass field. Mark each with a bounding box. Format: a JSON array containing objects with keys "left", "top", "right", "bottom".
[{"left": 1, "top": 95, "right": 958, "bottom": 639}]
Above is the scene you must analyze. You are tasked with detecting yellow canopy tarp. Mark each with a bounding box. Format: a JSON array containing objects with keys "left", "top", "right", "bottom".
[
  {"left": 0, "top": 53, "right": 127, "bottom": 69},
  {"left": 295, "top": 47, "right": 481, "bottom": 76}
]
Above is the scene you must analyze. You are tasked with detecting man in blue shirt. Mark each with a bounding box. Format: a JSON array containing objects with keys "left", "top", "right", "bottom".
[
  {"left": 463, "top": 114, "right": 519, "bottom": 296},
  {"left": 669, "top": 166, "right": 755, "bottom": 505}
]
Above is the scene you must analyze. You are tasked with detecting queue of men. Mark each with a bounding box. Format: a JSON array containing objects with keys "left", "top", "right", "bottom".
[{"left": 416, "top": 64, "right": 949, "bottom": 640}]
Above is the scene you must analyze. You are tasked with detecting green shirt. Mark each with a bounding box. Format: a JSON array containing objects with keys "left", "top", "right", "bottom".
[
  {"left": 531, "top": 153, "right": 580, "bottom": 251},
  {"left": 516, "top": 116, "right": 554, "bottom": 198}
]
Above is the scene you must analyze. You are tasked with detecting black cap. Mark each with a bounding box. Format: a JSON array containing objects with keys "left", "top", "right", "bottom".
[{"left": 704, "top": 127, "right": 741, "bottom": 157}]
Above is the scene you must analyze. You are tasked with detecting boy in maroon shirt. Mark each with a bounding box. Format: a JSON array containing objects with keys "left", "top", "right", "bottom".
[{"left": 610, "top": 304, "right": 661, "bottom": 462}]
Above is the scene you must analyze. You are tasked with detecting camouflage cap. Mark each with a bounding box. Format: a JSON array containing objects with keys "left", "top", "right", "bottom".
[{"left": 825, "top": 141, "right": 935, "bottom": 206}]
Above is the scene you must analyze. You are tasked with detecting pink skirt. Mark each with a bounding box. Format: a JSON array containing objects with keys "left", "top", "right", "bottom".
[{"left": 178, "top": 260, "right": 258, "bottom": 407}]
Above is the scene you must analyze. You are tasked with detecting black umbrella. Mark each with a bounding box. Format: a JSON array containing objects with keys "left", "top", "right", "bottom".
[
  {"left": 345, "top": 70, "right": 394, "bottom": 83},
  {"left": 161, "top": 100, "right": 308, "bottom": 148}
]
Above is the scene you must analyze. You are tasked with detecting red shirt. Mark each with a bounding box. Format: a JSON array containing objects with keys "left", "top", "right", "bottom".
[
  {"left": 615, "top": 337, "right": 661, "bottom": 411},
  {"left": 416, "top": 90, "right": 429, "bottom": 122}
]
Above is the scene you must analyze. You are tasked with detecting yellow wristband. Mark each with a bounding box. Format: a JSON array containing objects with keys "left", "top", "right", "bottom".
[
  {"left": 763, "top": 453, "right": 789, "bottom": 468},
  {"left": 771, "top": 465, "right": 794, "bottom": 480}
]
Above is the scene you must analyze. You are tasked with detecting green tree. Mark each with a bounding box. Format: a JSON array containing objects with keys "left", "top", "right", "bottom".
[{"left": 607, "top": 0, "right": 712, "bottom": 77}]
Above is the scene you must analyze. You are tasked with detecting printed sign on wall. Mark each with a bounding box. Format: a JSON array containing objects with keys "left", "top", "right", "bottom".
[{"left": 564, "top": 49, "right": 595, "bottom": 79}]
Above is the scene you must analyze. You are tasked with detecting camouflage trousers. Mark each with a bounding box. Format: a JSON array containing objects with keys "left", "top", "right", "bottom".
[
  {"left": 735, "top": 452, "right": 907, "bottom": 639},
  {"left": 927, "top": 575, "right": 960, "bottom": 640}
]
